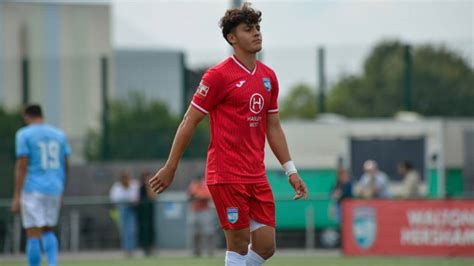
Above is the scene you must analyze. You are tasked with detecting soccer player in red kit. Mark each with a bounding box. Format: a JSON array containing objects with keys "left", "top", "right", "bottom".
[{"left": 149, "top": 3, "right": 307, "bottom": 265}]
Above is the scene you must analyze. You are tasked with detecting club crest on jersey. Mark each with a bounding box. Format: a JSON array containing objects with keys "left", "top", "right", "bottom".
[
  {"left": 263, "top": 78, "right": 271, "bottom": 92},
  {"left": 227, "top": 207, "right": 239, "bottom": 224},
  {"left": 196, "top": 82, "right": 209, "bottom": 98}
]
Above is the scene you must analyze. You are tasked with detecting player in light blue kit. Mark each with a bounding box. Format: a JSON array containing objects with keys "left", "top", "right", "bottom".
[{"left": 11, "top": 104, "right": 71, "bottom": 266}]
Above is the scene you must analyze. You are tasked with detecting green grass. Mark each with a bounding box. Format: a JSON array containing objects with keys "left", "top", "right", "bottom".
[{"left": 1, "top": 256, "right": 472, "bottom": 266}]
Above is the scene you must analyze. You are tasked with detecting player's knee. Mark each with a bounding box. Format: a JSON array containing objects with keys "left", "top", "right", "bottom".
[
  {"left": 227, "top": 235, "right": 250, "bottom": 255},
  {"left": 255, "top": 243, "right": 275, "bottom": 260},
  {"left": 26, "top": 228, "right": 42, "bottom": 238},
  {"left": 41, "top": 226, "right": 54, "bottom": 233},
  {"left": 262, "top": 245, "right": 275, "bottom": 259},
  {"left": 231, "top": 245, "right": 249, "bottom": 256}
]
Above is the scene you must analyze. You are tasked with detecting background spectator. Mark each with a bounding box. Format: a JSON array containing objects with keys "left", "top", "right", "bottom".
[
  {"left": 355, "top": 160, "right": 390, "bottom": 199},
  {"left": 109, "top": 172, "right": 139, "bottom": 257},
  {"left": 137, "top": 171, "right": 156, "bottom": 256},
  {"left": 187, "top": 175, "right": 214, "bottom": 257},
  {"left": 397, "top": 160, "right": 421, "bottom": 199},
  {"left": 331, "top": 168, "right": 353, "bottom": 223}
]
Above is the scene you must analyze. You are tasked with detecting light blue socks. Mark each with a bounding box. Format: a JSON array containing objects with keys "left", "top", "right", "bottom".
[
  {"left": 26, "top": 238, "right": 41, "bottom": 266},
  {"left": 41, "top": 231, "right": 58, "bottom": 266}
]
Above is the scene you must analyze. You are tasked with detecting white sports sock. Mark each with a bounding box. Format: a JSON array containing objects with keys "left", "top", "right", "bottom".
[
  {"left": 225, "top": 251, "right": 247, "bottom": 266},
  {"left": 246, "top": 248, "right": 265, "bottom": 266}
]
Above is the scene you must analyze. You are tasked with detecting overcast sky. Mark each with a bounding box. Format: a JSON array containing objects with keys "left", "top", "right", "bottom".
[{"left": 112, "top": 0, "right": 473, "bottom": 96}]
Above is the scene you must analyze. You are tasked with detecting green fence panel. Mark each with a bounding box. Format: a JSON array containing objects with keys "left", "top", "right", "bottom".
[
  {"left": 428, "top": 168, "right": 464, "bottom": 198},
  {"left": 446, "top": 169, "right": 464, "bottom": 197},
  {"left": 428, "top": 168, "right": 438, "bottom": 198},
  {"left": 267, "top": 169, "right": 338, "bottom": 229}
]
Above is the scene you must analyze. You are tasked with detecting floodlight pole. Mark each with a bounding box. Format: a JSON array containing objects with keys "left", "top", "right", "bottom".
[
  {"left": 101, "top": 56, "right": 110, "bottom": 160},
  {"left": 318, "top": 47, "right": 326, "bottom": 114},
  {"left": 403, "top": 45, "right": 413, "bottom": 111}
]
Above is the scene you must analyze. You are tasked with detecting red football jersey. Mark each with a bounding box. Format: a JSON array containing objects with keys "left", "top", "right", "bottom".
[{"left": 191, "top": 55, "right": 279, "bottom": 185}]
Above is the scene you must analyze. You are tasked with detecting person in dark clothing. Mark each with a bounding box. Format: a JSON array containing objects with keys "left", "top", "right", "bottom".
[
  {"left": 137, "top": 171, "right": 156, "bottom": 256},
  {"left": 331, "top": 168, "right": 353, "bottom": 223}
]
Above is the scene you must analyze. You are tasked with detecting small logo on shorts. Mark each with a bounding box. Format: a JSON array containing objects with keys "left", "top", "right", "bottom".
[{"left": 227, "top": 207, "right": 239, "bottom": 224}]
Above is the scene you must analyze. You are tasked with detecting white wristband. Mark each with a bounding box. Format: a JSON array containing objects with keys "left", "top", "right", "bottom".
[{"left": 282, "top": 160, "right": 298, "bottom": 177}]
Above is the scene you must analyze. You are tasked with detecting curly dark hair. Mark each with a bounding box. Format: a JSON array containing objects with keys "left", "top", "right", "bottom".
[{"left": 219, "top": 2, "right": 262, "bottom": 45}]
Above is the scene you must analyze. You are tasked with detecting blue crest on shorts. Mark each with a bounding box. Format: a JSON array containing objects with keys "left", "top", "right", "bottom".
[
  {"left": 227, "top": 207, "right": 239, "bottom": 224},
  {"left": 263, "top": 78, "right": 271, "bottom": 92},
  {"left": 352, "top": 207, "right": 377, "bottom": 249}
]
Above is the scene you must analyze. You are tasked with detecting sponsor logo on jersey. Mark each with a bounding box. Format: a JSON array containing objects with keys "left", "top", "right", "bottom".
[
  {"left": 196, "top": 82, "right": 209, "bottom": 98},
  {"left": 263, "top": 78, "right": 271, "bottom": 92},
  {"left": 236, "top": 80, "right": 246, "bottom": 88},
  {"left": 227, "top": 207, "right": 239, "bottom": 224},
  {"left": 249, "top": 93, "right": 264, "bottom": 114},
  {"left": 247, "top": 115, "right": 262, "bottom": 127}
]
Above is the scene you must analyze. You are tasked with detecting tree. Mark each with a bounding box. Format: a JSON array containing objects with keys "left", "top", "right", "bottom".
[
  {"left": 412, "top": 45, "right": 474, "bottom": 116},
  {"left": 280, "top": 84, "right": 318, "bottom": 120},
  {"left": 327, "top": 40, "right": 474, "bottom": 117},
  {"left": 86, "top": 93, "right": 209, "bottom": 161}
]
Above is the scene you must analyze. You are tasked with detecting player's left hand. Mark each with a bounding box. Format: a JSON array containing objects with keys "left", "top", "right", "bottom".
[{"left": 288, "top": 173, "right": 308, "bottom": 200}]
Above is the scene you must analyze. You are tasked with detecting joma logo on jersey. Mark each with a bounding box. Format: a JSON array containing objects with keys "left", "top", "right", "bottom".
[
  {"left": 249, "top": 93, "right": 264, "bottom": 114},
  {"left": 196, "top": 83, "right": 209, "bottom": 97},
  {"left": 236, "top": 80, "right": 246, "bottom": 88}
]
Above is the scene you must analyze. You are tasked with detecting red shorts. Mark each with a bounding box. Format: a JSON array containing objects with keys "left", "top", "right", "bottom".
[{"left": 208, "top": 182, "right": 276, "bottom": 230}]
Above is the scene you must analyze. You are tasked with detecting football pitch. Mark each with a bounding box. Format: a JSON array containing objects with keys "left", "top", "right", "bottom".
[{"left": 1, "top": 256, "right": 472, "bottom": 266}]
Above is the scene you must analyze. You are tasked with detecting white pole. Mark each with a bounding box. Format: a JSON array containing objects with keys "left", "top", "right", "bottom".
[
  {"left": 438, "top": 120, "right": 446, "bottom": 198},
  {"left": 305, "top": 205, "right": 315, "bottom": 249},
  {"left": 70, "top": 210, "right": 80, "bottom": 252},
  {"left": 59, "top": 216, "right": 70, "bottom": 251},
  {"left": 13, "top": 216, "right": 21, "bottom": 254}
]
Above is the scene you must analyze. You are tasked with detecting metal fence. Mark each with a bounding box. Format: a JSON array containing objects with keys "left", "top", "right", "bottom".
[{"left": 0, "top": 195, "right": 326, "bottom": 255}]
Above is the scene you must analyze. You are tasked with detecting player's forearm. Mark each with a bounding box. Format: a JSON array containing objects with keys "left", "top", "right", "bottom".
[
  {"left": 267, "top": 124, "right": 292, "bottom": 165},
  {"left": 13, "top": 159, "right": 27, "bottom": 198},
  {"left": 165, "top": 114, "right": 200, "bottom": 169}
]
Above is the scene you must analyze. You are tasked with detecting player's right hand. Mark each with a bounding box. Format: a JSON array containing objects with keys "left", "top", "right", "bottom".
[
  {"left": 11, "top": 196, "right": 20, "bottom": 214},
  {"left": 148, "top": 166, "right": 176, "bottom": 194}
]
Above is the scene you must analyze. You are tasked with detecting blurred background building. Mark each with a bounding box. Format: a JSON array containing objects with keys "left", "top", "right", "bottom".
[
  {"left": 114, "top": 49, "right": 186, "bottom": 116},
  {"left": 0, "top": 0, "right": 111, "bottom": 163}
]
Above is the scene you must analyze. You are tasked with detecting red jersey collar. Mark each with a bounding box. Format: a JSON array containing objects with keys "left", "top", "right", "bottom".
[{"left": 231, "top": 55, "right": 257, "bottom": 75}]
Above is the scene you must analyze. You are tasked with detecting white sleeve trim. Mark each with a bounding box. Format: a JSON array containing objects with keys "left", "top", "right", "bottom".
[
  {"left": 191, "top": 101, "right": 209, "bottom": 114},
  {"left": 267, "top": 108, "right": 279, "bottom": 113}
]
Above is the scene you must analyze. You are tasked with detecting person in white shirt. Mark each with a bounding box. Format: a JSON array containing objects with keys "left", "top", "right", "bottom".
[
  {"left": 355, "top": 160, "right": 390, "bottom": 199},
  {"left": 397, "top": 160, "right": 421, "bottom": 199},
  {"left": 109, "top": 172, "right": 139, "bottom": 256}
]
